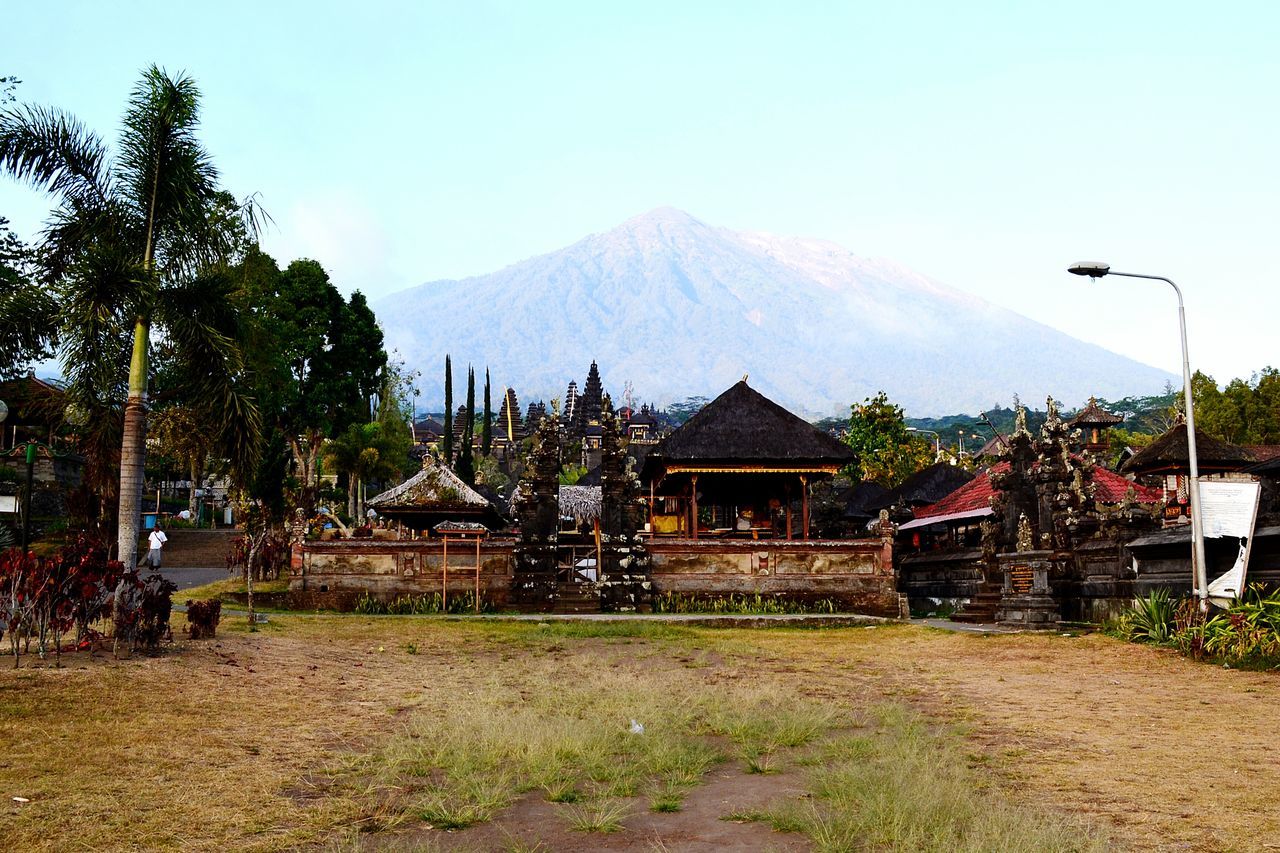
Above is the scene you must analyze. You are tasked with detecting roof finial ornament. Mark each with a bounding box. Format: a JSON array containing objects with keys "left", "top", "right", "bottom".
[{"left": 742, "top": 373, "right": 749, "bottom": 383}]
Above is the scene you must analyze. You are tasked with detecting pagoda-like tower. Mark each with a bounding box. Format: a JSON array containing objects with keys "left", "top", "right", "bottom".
[
  {"left": 455, "top": 404, "right": 470, "bottom": 435},
  {"left": 562, "top": 381, "right": 579, "bottom": 428},
  {"left": 1068, "top": 397, "right": 1124, "bottom": 455},
  {"left": 526, "top": 400, "right": 548, "bottom": 427},
  {"left": 575, "top": 360, "right": 605, "bottom": 432},
  {"left": 495, "top": 387, "right": 524, "bottom": 442}
]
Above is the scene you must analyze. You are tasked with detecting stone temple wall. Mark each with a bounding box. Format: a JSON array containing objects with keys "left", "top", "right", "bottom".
[
  {"left": 647, "top": 538, "right": 902, "bottom": 617},
  {"left": 292, "top": 536, "right": 902, "bottom": 616}
]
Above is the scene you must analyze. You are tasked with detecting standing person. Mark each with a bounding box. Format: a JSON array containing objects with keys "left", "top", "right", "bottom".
[{"left": 145, "top": 524, "right": 168, "bottom": 569}]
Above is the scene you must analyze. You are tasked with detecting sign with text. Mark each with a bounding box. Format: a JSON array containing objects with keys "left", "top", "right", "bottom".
[
  {"left": 1199, "top": 480, "right": 1261, "bottom": 539},
  {"left": 1009, "top": 564, "right": 1034, "bottom": 594}
]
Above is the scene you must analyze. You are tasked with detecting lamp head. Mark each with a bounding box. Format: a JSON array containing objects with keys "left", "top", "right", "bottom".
[{"left": 1068, "top": 261, "right": 1110, "bottom": 278}]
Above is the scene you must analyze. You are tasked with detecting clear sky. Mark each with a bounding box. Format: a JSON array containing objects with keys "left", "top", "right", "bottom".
[{"left": 3, "top": 1, "right": 1277, "bottom": 390}]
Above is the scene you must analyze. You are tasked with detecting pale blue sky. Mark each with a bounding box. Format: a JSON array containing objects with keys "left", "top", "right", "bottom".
[{"left": 3, "top": 1, "right": 1277, "bottom": 390}]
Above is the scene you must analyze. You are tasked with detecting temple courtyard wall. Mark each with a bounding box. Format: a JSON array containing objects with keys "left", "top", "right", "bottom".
[{"left": 288, "top": 536, "right": 902, "bottom": 616}]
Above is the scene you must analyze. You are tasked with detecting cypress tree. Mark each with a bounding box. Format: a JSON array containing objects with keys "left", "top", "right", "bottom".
[
  {"left": 443, "top": 354, "right": 453, "bottom": 461},
  {"left": 482, "top": 368, "right": 493, "bottom": 456},
  {"left": 455, "top": 366, "right": 476, "bottom": 484}
]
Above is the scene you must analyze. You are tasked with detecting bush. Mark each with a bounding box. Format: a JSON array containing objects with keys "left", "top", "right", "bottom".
[
  {"left": 652, "top": 592, "right": 838, "bottom": 615},
  {"left": 1121, "top": 589, "right": 1178, "bottom": 644},
  {"left": 112, "top": 571, "right": 177, "bottom": 653},
  {"left": 1119, "top": 585, "right": 1280, "bottom": 668},
  {"left": 186, "top": 598, "right": 222, "bottom": 639},
  {"left": 0, "top": 535, "right": 125, "bottom": 665}
]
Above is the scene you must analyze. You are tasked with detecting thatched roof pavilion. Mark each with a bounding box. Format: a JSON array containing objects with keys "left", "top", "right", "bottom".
[
  {"left": 640, "top": 380, "right": 854, "bottom": 539},
  {"left": 1121, "top": 424, "right": 1255, "bottom": 476},
  {"left": 367, "top": 455, "right": 504, "bottom": 533}
]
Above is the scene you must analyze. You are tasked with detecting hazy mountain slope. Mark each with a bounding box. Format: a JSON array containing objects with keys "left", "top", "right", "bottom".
[{"left": 376, "top": 208, "right": 1173, "bottom": 417}]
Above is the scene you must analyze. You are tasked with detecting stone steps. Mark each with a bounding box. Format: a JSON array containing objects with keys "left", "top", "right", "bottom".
[
  {"left": 141, "top": 529, "right": 241, "bottom": 569},
  {"left": 551, "top": 583, "right": 601, "bottom": 614},
  {"left": 951, "top": 588, "right": 1002, "bottom": 624}
]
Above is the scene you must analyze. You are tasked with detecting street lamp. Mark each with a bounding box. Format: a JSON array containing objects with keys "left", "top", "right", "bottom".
[
  {"left": 1067, "top": 261, "right": 1207, "bottom": 606},
  {"left": 907, "top": 427, "right": 941, "bottom": 458}
]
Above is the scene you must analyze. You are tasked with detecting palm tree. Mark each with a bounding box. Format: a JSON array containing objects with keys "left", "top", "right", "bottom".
[{"left": 0, "top": 65, "right": 261, "bottom": 566}]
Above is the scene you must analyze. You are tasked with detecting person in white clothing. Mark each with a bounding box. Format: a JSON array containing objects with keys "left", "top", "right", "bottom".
[{"left": 145, "top": 526, "right": 168, "bottom": 569}]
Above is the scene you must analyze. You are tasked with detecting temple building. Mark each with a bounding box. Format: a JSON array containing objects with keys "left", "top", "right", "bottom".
[
  {"left": 366, "top": 455, "right": 504, "bottom": 534},
  {"left": 1121, "top": 422, "right": 1257, "bottom": 524},
  {"left": 494, "top": 387, "right": 524, "bottom": 443},
  {"left": 639, "top": 380, "right": 854, "bottom": 539},
  {"left": 1068, "top": 397, "right": 1124, "bottom": 454}
]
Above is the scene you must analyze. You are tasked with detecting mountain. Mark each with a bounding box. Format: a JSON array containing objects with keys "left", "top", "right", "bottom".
[{"left": 375, "top": 208, "right": 1174, "bottom": 417}]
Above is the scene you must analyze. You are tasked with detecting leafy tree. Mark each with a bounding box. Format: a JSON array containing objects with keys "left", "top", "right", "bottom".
[
  {"left": 233, "top": 254, "right": 385, "bottom": 514},
  {"left": 150, "top": 404, "right": 215, "bottom": 518},
  {"left": 0, "top": 66, "right": 262, "bottom": 566},
  {"left": 1192, "top": 368, "right": 1280, "bottom": 445},
  {"left": 844, "top": 391, "right": 933, "bottom": 488},
  {"left": 0, "top": 216, "right": 56, "bottom": 377}
]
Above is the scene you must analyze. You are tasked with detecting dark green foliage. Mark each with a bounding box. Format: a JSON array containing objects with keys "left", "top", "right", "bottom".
[
  {"left": 443, "top": 355, "right": 453, "bottom": 461},
  {"left": 455, "top": 367, "right": 476, "bottom": 485},
  {"left": 0, "top": 216, "right": 56, "bottom": 378},
  {"left": 845, "top": 391, "right": 933, "bottom": 487},
  {"left": 481, "top": 368, "right": 492, "bottom": 456},
  {"left": 652, "top": 592, "right": 838, "bottom": 615},
  {"left": 351, "top": 591, "right": 490, "bottom": 615},
  {"left": 250, "top": 430, "right": 291, "bottom": 522},
  {"left": 1192, "top": 368, "right": 1280, "bottom": 445}
]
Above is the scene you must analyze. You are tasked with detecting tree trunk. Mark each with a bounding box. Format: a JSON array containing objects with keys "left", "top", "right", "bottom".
[
  {"left": 188, "top": 457, "right": 200, "bottom": 519},
  {"left": 287, "top": 431, "right": 323, "bottom": 516},
  {"left": 117, "top": 319, "right": 150, "bottom": 568}
]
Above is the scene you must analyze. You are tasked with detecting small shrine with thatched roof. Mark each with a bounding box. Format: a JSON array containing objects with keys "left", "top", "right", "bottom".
[
  {"left": 366, "top": 455, "right": 504, "bottom": 534},
  {"left": 640, "top": 380, "right": 854, "bottom": 539}
]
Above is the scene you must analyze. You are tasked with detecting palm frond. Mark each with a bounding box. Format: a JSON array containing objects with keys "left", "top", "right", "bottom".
[
  {"left": 154, "top": 268, "right": 262, "bottom": 478},
  {"left": 0, "top": 103, "right": 113, "bottom": 207},
  {"left": 116, "top": 65, "right": 224, "bottom": 280}
]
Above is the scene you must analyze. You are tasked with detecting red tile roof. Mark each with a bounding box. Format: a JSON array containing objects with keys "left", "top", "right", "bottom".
[{"left": 912, "top": 463, "right": 1162, "bottom": 521}]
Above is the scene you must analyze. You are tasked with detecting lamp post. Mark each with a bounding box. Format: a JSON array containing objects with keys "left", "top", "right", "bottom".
[
  {"left": 1067, "top": 262, "right": 1207, "bottom": 607},
  {"left": 907, "top": 427, "right": 941, "bottom": 459}
]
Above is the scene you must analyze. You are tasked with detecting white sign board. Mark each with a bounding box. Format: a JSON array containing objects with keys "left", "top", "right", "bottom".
[
  {"left": 0, "top": 495, "right": 15, "bottom": 514},
  {"left": 1199, "top": 480, "right": 1261, "bottom": 539},
  {"left": 1199, "top": 479, "right": 1261, "bottom": 607}
]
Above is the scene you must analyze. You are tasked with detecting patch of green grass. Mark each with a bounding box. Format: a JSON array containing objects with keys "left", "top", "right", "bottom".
[
  {"left": 343, "top": 668, "right": 831, "bottom": 836},
  {"left": 760, "top": 703, "right": 1106, "bottom": 852},
  {"left": 563, "top": 798, "right": 630, "bottom": 833}
]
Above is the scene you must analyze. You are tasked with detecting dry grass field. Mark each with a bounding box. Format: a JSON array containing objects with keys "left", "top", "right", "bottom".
[{"left": 1, "top": 614, "right": 1276, "bottom": 851}]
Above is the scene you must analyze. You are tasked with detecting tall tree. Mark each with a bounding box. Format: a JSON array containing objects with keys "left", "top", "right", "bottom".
[
  {"left": 844, "top": 391, "right": 933, "bottom": 488},
  {"left": 0, "top": 216, "right": 56, "bottom": 377},
  {"left": 481, "top": 368, "right": 493, "bottom": 456},
  {"left": 442, "top": 355, "right": 453, "bottom": 462},
  {"left": 0, "top": 66, "right": 261, "bottom": 565},
  {"left": 455, "top": 366, "right": 476, "bottom": 485}
]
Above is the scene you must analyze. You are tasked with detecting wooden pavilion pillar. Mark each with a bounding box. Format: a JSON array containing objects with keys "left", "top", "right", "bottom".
[
  {"left": 784, "top": 482, "right": 792, "bottom": 540},
  {"left": 441, "top": 535, "right": 449, "bottom": 612},
  {"left": 800, "top": 475, "right": 809, "bottom": 540},
  {"left": 690, "top": 475, "right": 699, "bottom": 540}
]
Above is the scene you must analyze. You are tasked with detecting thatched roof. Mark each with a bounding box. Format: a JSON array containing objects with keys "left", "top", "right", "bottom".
[
  {"left": 648, "top": 381, "right": 854, "bottom": 467},
  {"left": 1068, "top": 397, "right": 1123, "bottom": 428},
  {"left": 889, "top": 462, "right": 975, "bottom": 506},
  {"left": 842, "top": 480, "right": 892, "bottom": 520},
  {"left": 1120, "top": 425, "right": 1255, "bottom": 475},
  {"left": 559, "top": 485, "right": 602, "bottom": 524},
  {"left": 367, "top": 456, "right": 490, "bottom": 509}
]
